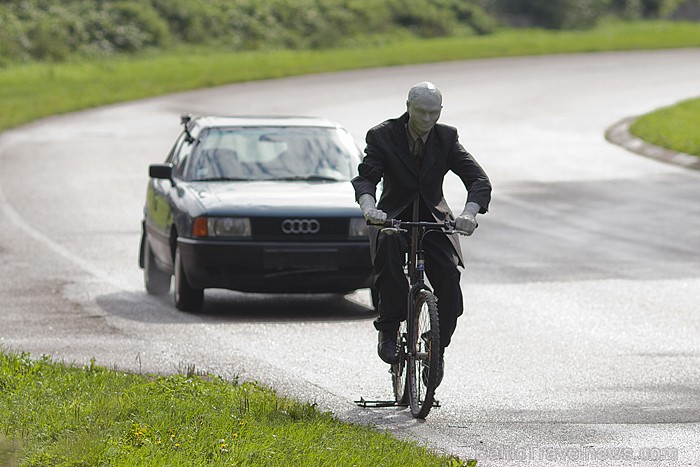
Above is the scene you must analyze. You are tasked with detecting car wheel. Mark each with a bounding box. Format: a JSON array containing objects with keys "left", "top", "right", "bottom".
[
  {"left": 143, "top": 234, "right": 171, "bottom": 296},
  {"left": 173, "top": 246, "right": 204, "bottom": 312}
]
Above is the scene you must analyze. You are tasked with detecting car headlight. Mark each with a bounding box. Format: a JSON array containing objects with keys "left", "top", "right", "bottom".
[
  {"left": 349, "top": 217, "right": 369, "bottom": 237},
  {"left": 193, "top": 217, "right": 252, "bottom": 237}
]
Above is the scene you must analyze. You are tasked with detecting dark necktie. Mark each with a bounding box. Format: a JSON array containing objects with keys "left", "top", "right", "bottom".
[{"left": 412, "top": 136, "right": 424, "bottom": 167}]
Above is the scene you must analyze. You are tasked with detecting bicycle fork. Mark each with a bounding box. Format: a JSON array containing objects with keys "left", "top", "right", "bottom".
[{"left": 406, "top": 235, "right": 431, "bottom": 362}]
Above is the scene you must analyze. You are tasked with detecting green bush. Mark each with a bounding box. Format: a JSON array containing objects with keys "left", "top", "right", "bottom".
[
  {"left": 0, "top": 4, "right": 70, "bottom": 62},
  {"left": 0, "top": 0, "right": 170, "bottom": 60},
  {"left": 6, "top": 0, "right": 690, "bottom": 62},
  {"left": 330, "top": 0, "right": 394, "bottom": 37},
  {"left": 610, "top": 0, "right": 687, "bottom": 18},
  {"left": 150, "top": 0, "right": 211, "bottom": 43},
  {"left": 0, "top": 7, "right": 26, "bottom": 63},
  {"left": 486, "top": 0, "right": 690, "bottom": 27},
  {"left": 388, "top": 0, "right": 456, "bottom": 37},
  {"left": 107, "top": 1, "right": 170, "bottom": 49},
  {"left": 432, "top": 0, "right": 499, "bottom": 34},
  {"left": 496, "top": 0, "right": 612, "bottom": 29},
  {"left": 77, "top": 1, "right": 170, "bottom": 54},
  {"left": 27, "top": 14, "right": 73, "bottom": 61},
  {"left": 0, "top": 0, "right": 501, "bottom": 62}
]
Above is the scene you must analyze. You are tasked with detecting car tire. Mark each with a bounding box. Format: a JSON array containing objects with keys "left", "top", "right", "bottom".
[
  {"left": 173, "top": 246, "right": 204, "bottom": 312},
  {"left": 143, "top": 233, "right": 171, "bottom": 296}
]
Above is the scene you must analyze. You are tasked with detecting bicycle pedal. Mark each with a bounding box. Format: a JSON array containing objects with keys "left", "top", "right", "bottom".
[{"left": 354, "top": 397, "right": 406, "bottom": 408}]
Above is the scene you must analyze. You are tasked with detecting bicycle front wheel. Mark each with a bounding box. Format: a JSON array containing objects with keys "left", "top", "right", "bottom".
[{"left": 407, "top": 289, "right": 440, "bottom": 418}]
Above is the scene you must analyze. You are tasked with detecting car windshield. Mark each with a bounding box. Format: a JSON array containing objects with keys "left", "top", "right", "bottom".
[{"left": 185, "top": 126, "right": 360, "bottom": 182}]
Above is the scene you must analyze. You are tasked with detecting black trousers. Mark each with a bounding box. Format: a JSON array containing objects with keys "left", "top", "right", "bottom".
[{"left": 372, "top": 229, "right": 463, "bottom": 349}]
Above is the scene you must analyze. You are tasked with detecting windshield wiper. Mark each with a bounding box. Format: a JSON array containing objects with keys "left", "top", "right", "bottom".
[
  {"left": 267, "top": 175, "right": 343, "bottom": 182},
  {"left": 194, "top": 177, "right": 253, "bottom": 182}
]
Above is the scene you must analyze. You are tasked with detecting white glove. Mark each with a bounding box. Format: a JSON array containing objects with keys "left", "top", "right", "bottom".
[
  {"left": 358, "top": 194, "right": 387, "bottom": 225},
  {"left": 455, "top": 201, "right": 480, "bottom": 236}
]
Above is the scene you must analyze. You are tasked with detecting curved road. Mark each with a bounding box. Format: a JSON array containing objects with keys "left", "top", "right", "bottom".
[{"left": 1, "top": 49, "right": 700, "bottom": 466}]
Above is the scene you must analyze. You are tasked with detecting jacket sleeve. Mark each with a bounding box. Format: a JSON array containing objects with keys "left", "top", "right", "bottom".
[
  {"left": 351, "top": 128, "right": 384, "bottom": 202},
  {"left": 447, "top": 133, "right": 492, "bottom": 213}
]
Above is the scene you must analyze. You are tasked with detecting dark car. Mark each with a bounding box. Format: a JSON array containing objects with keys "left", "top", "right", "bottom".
[{"left": 138, "top": 114, "right": 374, "bottom": 312}]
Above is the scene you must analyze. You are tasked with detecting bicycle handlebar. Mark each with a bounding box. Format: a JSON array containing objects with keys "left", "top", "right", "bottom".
[{"left": 366, "top": 218, "right": 463, "bottom": 233}]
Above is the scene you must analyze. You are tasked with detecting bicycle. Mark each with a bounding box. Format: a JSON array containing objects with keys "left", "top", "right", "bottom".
[{"left": 372, "top": 218, "right": 462, "bottom": 419}]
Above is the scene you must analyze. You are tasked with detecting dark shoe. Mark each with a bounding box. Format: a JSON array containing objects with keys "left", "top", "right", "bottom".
[{"left": 377, "top": 330, "right": 400, "bottom": 364}]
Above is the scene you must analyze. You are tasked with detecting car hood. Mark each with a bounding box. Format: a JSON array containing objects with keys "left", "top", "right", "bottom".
[{"left": 187, "top": 181, "right": 364, "bottom": 217}]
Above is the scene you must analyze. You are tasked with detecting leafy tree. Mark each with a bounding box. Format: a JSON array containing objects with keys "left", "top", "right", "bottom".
[{"left": 493, "top": 0, "right": 612, "bottom": 29}]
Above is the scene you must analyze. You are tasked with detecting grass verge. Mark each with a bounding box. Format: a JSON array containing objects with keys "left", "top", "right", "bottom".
[
  {"left": 0, "top": 352, "right": 471, "bottom": 466},
  {"left": 629, "top": 96, "right": 700, "bottom": 157},
  {"left": 1, "top": 21, "right": 700, "bottom": 132}
]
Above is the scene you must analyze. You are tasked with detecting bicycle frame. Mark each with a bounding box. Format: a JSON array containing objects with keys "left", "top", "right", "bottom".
[
  {"left": 379, "top": 219, "right": 457, "bottom": 357},
  {"left": 356, "top": 217, "right": 460, "bottom": 415}
]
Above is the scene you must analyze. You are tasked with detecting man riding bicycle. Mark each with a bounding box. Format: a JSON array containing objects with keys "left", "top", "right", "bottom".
[{"left": 351, "top": 82, "right": 492, "bottom": 386}]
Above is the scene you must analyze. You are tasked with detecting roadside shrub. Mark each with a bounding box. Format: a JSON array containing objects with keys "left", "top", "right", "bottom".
[
  {"left": 388, "top": 0, "right": 458, "bottom": 37},
  {"left": 104, "top": 1, "right": 170, "bottom": 50},
  {"left": 493, "top": 0, "right": 612, "bottom": 28},
  {"left": 150, "top": 0, "right": 211, "bottom": 43},
  {"left": 27, "top": 16, "right": 72, "bottom": 61},
  {"left": 331, "top": 0, "right": 395, "bottom": 37},
  {"left": 0, "top": 4, "right": 63, "bottom": 62},
  {"left": 0, "top": 7, "right": 27, "bottom": 63},
  {"left": 300, "top": 0, "right": 364, "bottom": 48},
  {"left": 1, "top": 0, "right": 499, "bottom": 61},
  {"left": 487, "top": 0, "right": 690, "bottom": 27},
  {"left": 609, "top": 0, "right": 687, "bottom": 17},
  {"left": 79, "top": 9, "right": 144, "bottom": 54},
  {"left": 437, "top": 0, "right": 499, "bottom": 34},
  {"left": 0, "top": 0, "right": 170, "bottom": 60},
  {"left": 611, "top": 0, "right": 645, "bottom": 18},
  {"left": 385, "top": 0, "right": 496, "bottom": 37}
]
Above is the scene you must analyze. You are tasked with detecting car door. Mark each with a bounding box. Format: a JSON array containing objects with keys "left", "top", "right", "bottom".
[{"left": 146, "top": 132, "right": 190, "bottom": 270}]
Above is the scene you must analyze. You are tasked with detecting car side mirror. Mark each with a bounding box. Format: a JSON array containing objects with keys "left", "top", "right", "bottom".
[{"left": 149, "top": 163, "right": 175, "bottom": 185}]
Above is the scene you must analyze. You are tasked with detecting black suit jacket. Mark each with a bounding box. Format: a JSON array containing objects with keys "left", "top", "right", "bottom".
[{"left": 351, "top": 112, "right": 492, "bottom": 265}]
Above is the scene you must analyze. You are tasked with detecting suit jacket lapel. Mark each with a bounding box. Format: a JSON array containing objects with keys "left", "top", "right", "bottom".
[
  {"left": 419, "top": 128, "right": 438, "bottom": 178},
  {"left": 392, "top": 113, "right": 419, "bottom": 177}
]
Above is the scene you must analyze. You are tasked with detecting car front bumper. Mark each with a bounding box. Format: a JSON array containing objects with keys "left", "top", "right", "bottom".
[{"left": 177, "top": 237, "right": 373, "bottom": 293}]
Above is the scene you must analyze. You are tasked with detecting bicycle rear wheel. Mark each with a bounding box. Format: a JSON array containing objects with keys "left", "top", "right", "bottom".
[
  {"left": 391, "top": 321, "right": 408, "bottom": 405},
  {"left": 407, "top": 289, "right": 440, "bottom": 418}
]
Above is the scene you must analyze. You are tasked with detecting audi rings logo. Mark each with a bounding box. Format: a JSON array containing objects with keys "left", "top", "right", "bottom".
[{"left": 281, "top": 218, "right": 320, "bottom": 234}]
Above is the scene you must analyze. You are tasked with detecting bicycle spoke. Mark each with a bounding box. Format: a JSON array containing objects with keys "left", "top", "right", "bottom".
[
  {"left": 391, "top": 322, "right": 408, "bottom": 405},
  {"left": 407, "top": 290, "right": 440, "bottom": 418}
]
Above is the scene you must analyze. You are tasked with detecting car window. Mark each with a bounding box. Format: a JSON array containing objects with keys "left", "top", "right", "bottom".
[
  {"left": 165, "top": 133, "right": 185, "bottom": 164},
  {"left": 184, "top": 127, "right": 361, "bottom": 182},
  {"left": 172, "top": 135, "right": 194, "bottom": 179}
]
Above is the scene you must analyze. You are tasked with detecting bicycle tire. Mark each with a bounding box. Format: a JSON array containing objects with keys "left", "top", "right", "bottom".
[
  {"left": 391, "top": 321, "right": 409, "bottom": 405},
  {"left": 407, "top": 289, "right": 440, "bottom": 418}
]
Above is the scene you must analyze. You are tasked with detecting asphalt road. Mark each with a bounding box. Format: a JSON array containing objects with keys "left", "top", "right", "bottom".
[{"left": 1, "top": 49, "right": 699, "bottom": 466}]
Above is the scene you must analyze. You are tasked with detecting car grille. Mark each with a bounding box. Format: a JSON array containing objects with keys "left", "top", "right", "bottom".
[
  {"left": 263, "top": 249, "right": 338, "bottom": 270},
  {"left": 251, "top": 217, "right": 350, "bottom": 240}
]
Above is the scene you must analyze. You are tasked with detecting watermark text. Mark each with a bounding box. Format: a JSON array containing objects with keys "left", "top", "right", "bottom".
[{"left": 469, "top": 444, "right": 679, "bottom": 463}]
